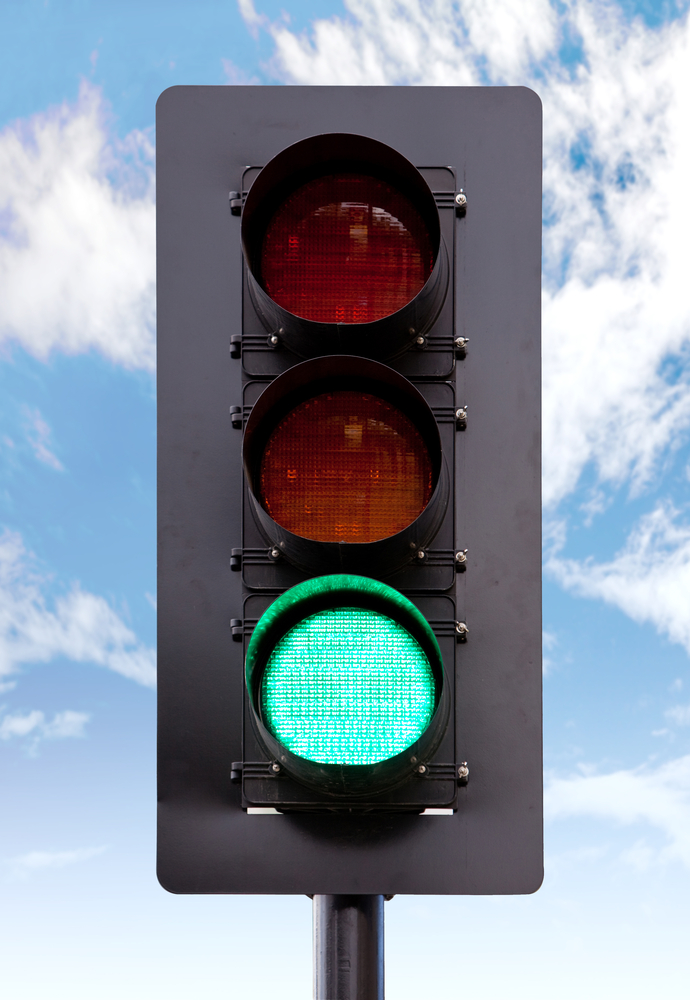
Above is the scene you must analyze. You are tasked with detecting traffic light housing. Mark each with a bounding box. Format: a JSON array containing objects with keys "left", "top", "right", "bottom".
[{"left": 157, "top": 86, "right": 542, "bottom": 894}]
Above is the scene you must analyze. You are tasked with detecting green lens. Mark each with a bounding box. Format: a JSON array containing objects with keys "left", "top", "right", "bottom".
[{"left": 260, "top": 606, "right": 436, "bottom": 765}]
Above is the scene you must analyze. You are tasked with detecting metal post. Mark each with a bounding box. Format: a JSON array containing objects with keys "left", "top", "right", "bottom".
[{"left": 313, "top": 894, "right": 384, "bottom": 1000}]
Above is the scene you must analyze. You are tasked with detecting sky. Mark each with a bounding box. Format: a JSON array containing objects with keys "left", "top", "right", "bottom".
[{"left": 1, "top": 0, "right": 690, "bottom": 997}]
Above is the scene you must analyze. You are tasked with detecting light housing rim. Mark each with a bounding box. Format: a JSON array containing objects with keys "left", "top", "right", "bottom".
[
  {"left": 240, "top": 132, "right": 449, "bottom": 360},
  {"left": 242, "top": 355, "right": 450, "bottom": 578},
  {"left": 245, "top": 574, "right": 450, "bottom": 797}
]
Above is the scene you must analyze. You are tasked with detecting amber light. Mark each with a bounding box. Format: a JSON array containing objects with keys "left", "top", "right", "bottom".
[
  {"left": 259, "top": 390, "right": 433, "bottom": 543},
  {"left": 260, "top": 174, "right": 433, "bottom": 324}
]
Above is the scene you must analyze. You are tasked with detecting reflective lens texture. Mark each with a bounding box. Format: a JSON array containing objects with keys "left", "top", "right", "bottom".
[
  {"left": 259, "top": 390, "right": 433, "bottom": 543},
  {"left": 260, "top": 607, "right": 436, "bottom": 765},
  {"left": 260, "top": 174, "right": 433, "bottom": 323}
]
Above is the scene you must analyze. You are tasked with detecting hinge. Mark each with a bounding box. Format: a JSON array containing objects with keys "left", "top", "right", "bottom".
[{"left": 229, "top": 190, "right": 244, "bottom": 215}]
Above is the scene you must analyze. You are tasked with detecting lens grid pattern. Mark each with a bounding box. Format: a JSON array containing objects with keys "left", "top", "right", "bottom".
[
  {"left": 260, "top": 173, "right": 433, "bottom": 323},
  {"left": 259, "top": 390, "right": 433, "bottom": 543},
  {"left": 260, "top": 607, "right": 436, "bottom": 765}
]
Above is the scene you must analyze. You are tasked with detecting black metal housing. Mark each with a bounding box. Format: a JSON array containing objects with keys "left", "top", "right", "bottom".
[
  {"left": 242, "top": 356, "right": 450, "bottom": 577},
  {"left": 157, "top": 84, "right": 543, "bottom": 896},
  {"left": 241, "top": 133, "right": 449, "bottom": 360},
  {"left": 244, "top": 580, "right": 451, "bottom": 798}
]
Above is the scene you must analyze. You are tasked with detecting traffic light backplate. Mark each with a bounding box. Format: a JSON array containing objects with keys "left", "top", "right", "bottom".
[{"left": 157, "top": 86, "right": 542, "bottom": 895}]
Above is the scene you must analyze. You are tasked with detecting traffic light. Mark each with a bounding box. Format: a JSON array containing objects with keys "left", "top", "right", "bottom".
[{"left": 157, "top": 86, "right": 542, "bottom": 895}]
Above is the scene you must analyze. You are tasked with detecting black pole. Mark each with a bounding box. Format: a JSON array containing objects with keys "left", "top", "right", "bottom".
[{"left": 313, "top": 894, "right": 384, "bottom": 1000}]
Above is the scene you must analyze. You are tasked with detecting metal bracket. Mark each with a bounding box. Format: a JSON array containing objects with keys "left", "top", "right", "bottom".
[
  {"left": 229, "top": 190, "right": 243, "bottom": 215},
  {"left": 455, "top": 621, "right": 469, "bottom": 643},
  {"left": 454, "top": 336, "right": 469, "bottom": 358},
  {"left": 230, "top": 335, "right": 242, "bottom": 359}
]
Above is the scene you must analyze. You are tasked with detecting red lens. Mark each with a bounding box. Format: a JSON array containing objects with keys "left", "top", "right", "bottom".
[
  {"left": 259, "top": 390, "right": 433, "bottom": 543},
  {"left": 260, "top": 174, "right": 434, "bottom": 324}
]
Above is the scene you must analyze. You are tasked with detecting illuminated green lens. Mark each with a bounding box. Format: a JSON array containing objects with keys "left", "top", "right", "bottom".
[{"left": 260, "top": 607, "right": 436, "bottom": 765}]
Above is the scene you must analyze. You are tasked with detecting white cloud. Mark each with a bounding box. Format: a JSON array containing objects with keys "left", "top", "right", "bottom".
[
  {"left": 0, "top": 528, "right": 156, "bottom": 687},
  {"left": 22, "top": 407, "right": 64, "bottom": 471},
  {"left": 251, "top": 0, "right": 557, "bottom": 87},
  {"left": 244, "top": 0, "right": 690, "bottom": 509},
  {"left": 666, "top": 703, "right": 690, "bottom": 726},
  {"left": 222, "top": 59, "right": 261, "bottom": 85},
  {"left": 547, "top": 503, "right": 690, "bottom": 655},
  {"left": 4, "top": 845, "right": 107, "bottom": 880},
  {"left": 0, "top": 709, "right": 43, "bottom": 738},
  {"left": 546, "top": 753, "right": 690, "bottom": 869},
  {"left": 237, "top": 0, "right": 264, "bottom": 38},
  {"left": 0, "top": 708, "right": 89, "bottom": 741},
  {"left": 0, "top": 82, "right": 155, "bottom": 370}
]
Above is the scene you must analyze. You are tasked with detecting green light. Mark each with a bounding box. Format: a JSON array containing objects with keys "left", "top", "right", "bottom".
[{"left": 260, "top": 606, "right": 436, "bottom": 765}]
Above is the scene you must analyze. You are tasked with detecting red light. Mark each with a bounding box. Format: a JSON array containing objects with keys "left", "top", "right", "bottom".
[
  {"left": 260, "top": 174, "right": 433, "bottom": 324},
  {"left": 259, "top": 391, "right": 433, "bottom": 543}
]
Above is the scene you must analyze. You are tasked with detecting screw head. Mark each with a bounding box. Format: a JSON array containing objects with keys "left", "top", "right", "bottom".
[
  {"left": 455, "top": 621, "right": 469, "bottom": 636},
  {"left": 268, "top": 334, "right": 280, "bottom": 347},
  {"left": 417, "top": 764, "right": 427, "bottom": 774},
  {"left": 271, "top": 762, "right": 281, "bottom": 773},
  {"left": 456, "top": 407, "right": 467, "bottom": 421},
  {"left": 416, "top": 549, "right": 426, "bottom": 561},
  {"left": 415, "top": 335, "right": 426, "bottom": 347},
  {"left": 455, "top": 549, "right": 467, "bottom": 563},
  {"left": 455, "top": 191, "right": 467, "bottom": 208}
]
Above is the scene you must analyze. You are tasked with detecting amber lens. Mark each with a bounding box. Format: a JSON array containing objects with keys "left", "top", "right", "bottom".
[
  {"left": 259, "top": 391, "right": 433, "bottom": 543},
  {"left": 260, "top": 174, "right": 433, "bottom": 324}
]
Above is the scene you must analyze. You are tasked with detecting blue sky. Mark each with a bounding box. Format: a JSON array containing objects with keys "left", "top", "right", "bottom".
[{"left": 1, "top": 1, "right": 690, "bottom": 997}]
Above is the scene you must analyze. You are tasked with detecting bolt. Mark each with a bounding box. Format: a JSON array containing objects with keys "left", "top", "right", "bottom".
[
  {"left": 271, "top": 762, "right": 281, "bottom": 773},
  {"left": 455, "top": 549, "right": 468, "bottom": 564},
  {"left": 417, "top": 764, "right": 427, "bottom": 774},
  {"left": 269, "top": 547, "right": 280, "bottom": 561},
  {"left": 416, "top": 549, "right": 426, "bottom": 561},
  {"left": 455, "top": 621, "right": 469, "bottom": 637},
  {"left": 455, "top": 191, "right": 467, "bottom": 209},
  {"left": 415, "top": 335, "right": 426, "bottom": 347},
  {"left": 454, "top": 336, "right": 469, "bottom": 350},
  {"left": 268, "top": 333, "right": 280, "bottom": 347},
  {"left": 409, "top": 541, "right": 417, "bottom": 550},
  {"left": 458, "top": 763, "right": 469, "bottom": 780},
  {"left": 456, "top": 407, "right": 467, "bottom": 421},
  {"left": 410, "top": 756, "right": 418, "bottom": 764}
]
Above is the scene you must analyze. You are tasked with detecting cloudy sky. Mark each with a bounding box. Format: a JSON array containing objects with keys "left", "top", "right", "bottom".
[{"left": 1, "top": 1, "right": 689, "bottom": 997}]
